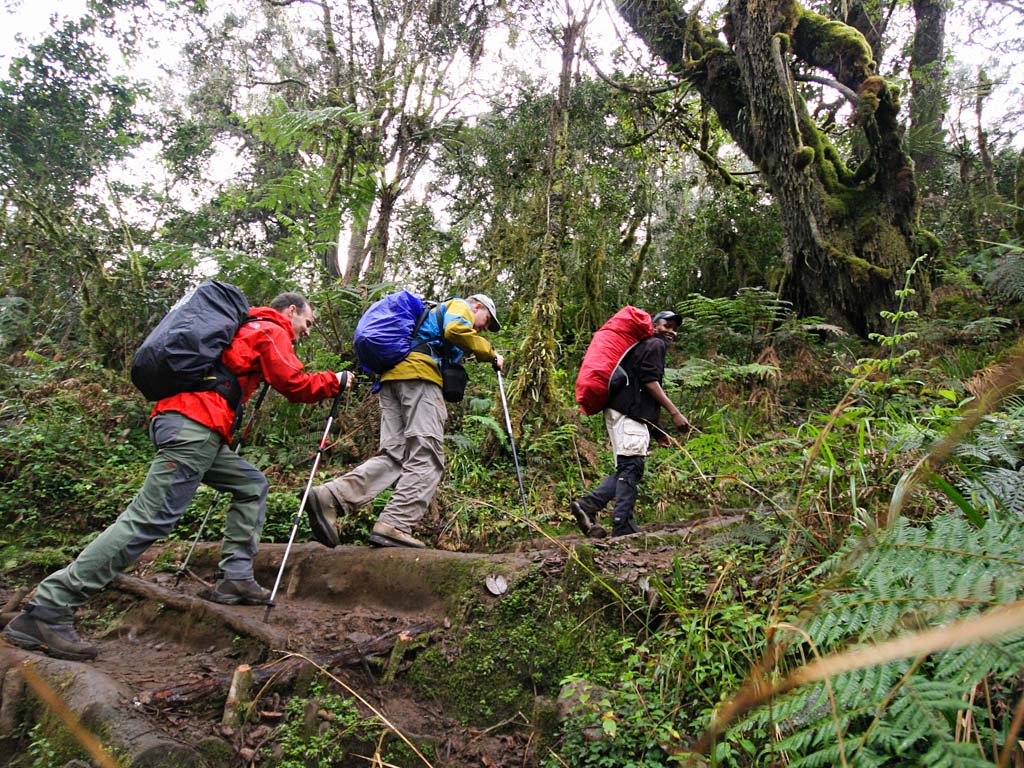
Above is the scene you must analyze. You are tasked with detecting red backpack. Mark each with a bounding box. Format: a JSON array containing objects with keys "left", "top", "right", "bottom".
[{"left": 575, "top": 307, "right": 654, "bottom": 415}]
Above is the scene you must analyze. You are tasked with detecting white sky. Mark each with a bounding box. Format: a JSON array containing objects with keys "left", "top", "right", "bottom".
[{"left": 1, "top": 0, "right": 1019, "bottom": 160}]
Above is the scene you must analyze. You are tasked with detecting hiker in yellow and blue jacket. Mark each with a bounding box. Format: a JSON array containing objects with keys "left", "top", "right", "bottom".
[{"left": 307, "top": 295, "right": 504, "bottom": 548}]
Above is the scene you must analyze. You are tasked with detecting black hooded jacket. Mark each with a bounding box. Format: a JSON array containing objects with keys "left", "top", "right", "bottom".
[{"left": 606, "top": 334, "right": 669, "bottom": 433}]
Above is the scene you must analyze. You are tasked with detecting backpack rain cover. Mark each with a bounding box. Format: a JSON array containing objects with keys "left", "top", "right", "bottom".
[
  {"left": 575, "top": 306, "right": 654, "bottom": 415},
  {"left": 131, "top": 281, "right": 250, "bottom": 402},
  {"left": 353, "top": 290, "right": 426, "bottom": 374}
]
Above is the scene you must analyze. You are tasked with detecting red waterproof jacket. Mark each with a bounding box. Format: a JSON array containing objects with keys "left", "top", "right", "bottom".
[{"left": 152, "top": 306, "right": 339, "bottom": 441}]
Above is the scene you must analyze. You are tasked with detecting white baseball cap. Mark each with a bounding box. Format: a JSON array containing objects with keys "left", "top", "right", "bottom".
[{"left": 467, "top": 294, "right": 501, "bottom": 331}]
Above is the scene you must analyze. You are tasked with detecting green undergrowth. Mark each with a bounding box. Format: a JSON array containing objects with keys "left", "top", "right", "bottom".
[
  {"left": 546, "top": 531, "right": 789, "bottom": 767},
  {"left": 408, "top": 549, "right": 640, "bottom": 723},
  {"left": 271, "top": 681, "right": 425, "bottom": 768}
]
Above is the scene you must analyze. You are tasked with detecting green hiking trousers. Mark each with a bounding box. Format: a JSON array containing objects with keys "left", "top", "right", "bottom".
[{"left": 30, "top": 413, "right": 269, "bottom": 622}]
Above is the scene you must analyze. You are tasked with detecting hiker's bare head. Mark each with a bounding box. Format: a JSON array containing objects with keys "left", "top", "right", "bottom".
[{"left": 271, "top": 292, "right": 314, "bottom": 340}]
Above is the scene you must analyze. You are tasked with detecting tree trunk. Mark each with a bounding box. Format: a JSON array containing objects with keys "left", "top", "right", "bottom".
[
  {"left": 510, "top": 15, "right": 582, "bottom": 426},
  {"left": 342, "top": 208, "right": 370, "bottom": 285},
  {"left": 365, "top": 184, "right": 398, "bottom": 284},
  {"left": 909, "top": 0, "right": 947, "bottom": 178},
  {"left": 1015, "top": 146, "right": 1024, "bottom": 240},
  {"left": 976, "top": 70, "right": 997, "bottom": 196},
  {"left": 614, "top": 0, "right": 928, "bottom": 336}
]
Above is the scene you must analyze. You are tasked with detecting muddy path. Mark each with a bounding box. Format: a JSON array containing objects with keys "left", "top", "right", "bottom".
[{"left": 0, "top": 514, "right": 745, "bottom": 767}]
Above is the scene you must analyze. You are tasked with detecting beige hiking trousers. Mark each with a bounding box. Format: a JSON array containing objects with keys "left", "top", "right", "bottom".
[{"left": 318, "top": 379, "right": 447, "bottom": 532}]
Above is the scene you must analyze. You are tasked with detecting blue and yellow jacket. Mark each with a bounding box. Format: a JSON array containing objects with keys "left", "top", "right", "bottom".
[{"left": 381, "top": 298, "right": 497, "bottom": 387}]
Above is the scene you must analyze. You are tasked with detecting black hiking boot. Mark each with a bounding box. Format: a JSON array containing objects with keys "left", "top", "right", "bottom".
[
  {"left": 2, "top": 611, "right": 98, "bottom": 661},
  {"left": 611, "top": 516, "right": 641, "bottom": 537},
  {"left": 305, "top": 487, "right": 339, "bottom": 548},
  {"left": 570, "top": 500, "right": 606, "bottom": 539},
  {"left": 207, "top": 578, "right": 273, "bottom": 606}
]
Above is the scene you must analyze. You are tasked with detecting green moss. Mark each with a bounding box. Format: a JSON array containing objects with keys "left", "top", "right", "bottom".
[
  {"left": 407, "top": 563, "right": 629, "bottom": 723},
  {"left": 820, "top": 158, "right": 840, "bottom": 191},
  {"left": 18, "top": 709, "right": 94, "bottom": 768},
  {"left": 824, "top": 195, "right": 848, "bottom": 221},
  {"left": 794, "top": 146, "right": 815, "bottom": 170},
  {"left": 798, "top": 115, "right": 823, "bottom": 152},
  {"left": 914, "top": 229, "right": 942, "bottom": 259},
  {"left": 855, "top": 214, "right": 884, "bottom": 242},
  {"left": 855, "top": 92, "right": 880, "bottom": 124},
  {"left": 845, "top": 254, "right": 892, "bottom": 282},
  {"left": 794, "top": 8, "right": 874, "bottom": 79}
]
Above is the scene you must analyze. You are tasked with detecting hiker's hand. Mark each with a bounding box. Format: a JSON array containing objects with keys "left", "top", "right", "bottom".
[
  {"left": 337, "top": 371, "right": 354, "bottom": 390},
  {"left": 672, "top": 411, "right": 691, "bottom": 434},
  {"left": 657, "top": 431, "right": 671, "bottom": 448},
  {"left": 492, "top": 354, "right": 504, "bottom": 371}
]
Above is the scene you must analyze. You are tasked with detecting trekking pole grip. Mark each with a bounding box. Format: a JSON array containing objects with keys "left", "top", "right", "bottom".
[{"left": 326, "top": 379, "right": 345, "bottom": 426}]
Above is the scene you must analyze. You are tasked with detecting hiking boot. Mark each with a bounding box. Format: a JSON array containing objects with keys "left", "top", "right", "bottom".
[
  {"left": 611, "top": 517, "right": 641, "bottom": 537},
  {"left": 369, "top": 521, "right": 427, "bottom": 549},
  {"left": 305, "top": 487, "right": 339, "bottom": 548},
  {"left": 2, "top": 611, "right": 98, "bottom": 661},
  {"left": 570, "top": 500, "right": 606, "bottom": 539},
  {"left": 207, "top": 578, "right": 273, "bottom": 606}
]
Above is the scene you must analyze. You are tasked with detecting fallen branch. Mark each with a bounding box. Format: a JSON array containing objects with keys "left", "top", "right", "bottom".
[
  {"left": 111, "top": 574, "right": 288, "bottom": 650},
  {"left": 138, "top": 620, "right": 441, "bottom": 708}
]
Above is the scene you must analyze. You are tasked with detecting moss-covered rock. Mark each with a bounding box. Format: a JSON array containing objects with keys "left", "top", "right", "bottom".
[{"left": 407, "top": 552, "right": 632, "bottom": 723}]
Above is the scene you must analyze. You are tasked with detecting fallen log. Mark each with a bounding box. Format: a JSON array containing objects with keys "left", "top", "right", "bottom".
[
  {"left": 138, "top": 620, "right": 441, "bottom": 709},
  {"left": 111, "top": 574, "right": 288, "bottom": 650}
]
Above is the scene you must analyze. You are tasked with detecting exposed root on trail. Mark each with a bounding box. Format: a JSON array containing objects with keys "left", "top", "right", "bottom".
[{"left": 112, "top": 574, "right": 288, "bottom": 650}]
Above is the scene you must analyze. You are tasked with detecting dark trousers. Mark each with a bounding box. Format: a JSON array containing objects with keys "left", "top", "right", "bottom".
[{"left": 577, "top": 455, "right": 646, "bottom": 531}]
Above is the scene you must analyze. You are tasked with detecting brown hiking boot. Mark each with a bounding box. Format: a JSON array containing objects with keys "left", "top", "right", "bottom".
[
  {"left": 207, "top": 578, "right": 273, "bottom": 606},
  {"left": 305, "top": 487, "right": 339, "bottom": 548},
  {"left": 2, "top": 611, "right": 98, "bottom": 661},
  {"left": 369, "top": 521, "right": 426, "bottom": 548}
]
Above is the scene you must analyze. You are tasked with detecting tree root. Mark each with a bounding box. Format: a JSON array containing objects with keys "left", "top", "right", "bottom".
[
  {"left": 138, "top": 620, "right": 441, "bottom": 709},
  {"left": 111, "top": 574, "right": 288, "bottom": 651}
]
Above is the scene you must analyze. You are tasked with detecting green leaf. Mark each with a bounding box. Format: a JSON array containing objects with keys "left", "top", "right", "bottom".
[
  {"left": 930, "top": 474, "right": 986, "bottom": 528},
  {"left": 601, "top": 714, "right": 617, "bottom": 737}
]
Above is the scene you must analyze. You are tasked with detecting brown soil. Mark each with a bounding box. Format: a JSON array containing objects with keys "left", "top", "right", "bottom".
[{"left": 0, "top": 514, "right": 744, "bottom": 767}]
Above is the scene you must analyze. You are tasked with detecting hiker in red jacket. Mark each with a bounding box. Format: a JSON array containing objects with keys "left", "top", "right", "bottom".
[
  {"left": 570, "top": 310, "right": 690, "bottom": 538},
  {"left": 3, "top": 292, "right": 351, "bottom": 661}
]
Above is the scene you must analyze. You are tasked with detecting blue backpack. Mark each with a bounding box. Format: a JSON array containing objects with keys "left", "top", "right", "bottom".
[{"left": 353, "top": 291, "right": 430, "bottom": 374}]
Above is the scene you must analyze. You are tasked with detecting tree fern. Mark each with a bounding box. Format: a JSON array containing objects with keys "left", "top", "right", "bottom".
[
  {"left": 982, "top": 240, "right": 1024, "bottom": 301},
  {"left": 677, "top": 288, "right": 794, "bottom": 359},
  {"left": 965, "top": 467, "right": 1024, "bottom": 515},
  {"left": 743, "top": 514, "right": 1024, "bottom": 766}
]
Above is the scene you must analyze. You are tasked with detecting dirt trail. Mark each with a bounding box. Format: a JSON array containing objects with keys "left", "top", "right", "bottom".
[{"left": 0, "top": 515, "right": 745, "bottom": 767}]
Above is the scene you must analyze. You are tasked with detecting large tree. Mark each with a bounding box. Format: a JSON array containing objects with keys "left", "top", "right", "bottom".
[
  {"left": 613, "top": 0, "right": 931, "bottom": 335},
  {"left": 909, "top": 0, "right": 948, "bottom": 178}
]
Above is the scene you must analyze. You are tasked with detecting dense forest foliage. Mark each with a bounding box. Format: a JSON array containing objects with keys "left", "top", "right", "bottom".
[{"left": 3, "top": 0, "right": 1024, "bottom": 765}]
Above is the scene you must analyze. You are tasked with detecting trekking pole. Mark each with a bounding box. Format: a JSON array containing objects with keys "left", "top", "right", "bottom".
[
  {"left": 496, "top": 367, "right": 530, "bottom": 521},
  {"left": 175, "top": 382, "right": 271, "bottom": 586},
  {"left": 264, "top": 377, "right": 346, "bottom": 622}
]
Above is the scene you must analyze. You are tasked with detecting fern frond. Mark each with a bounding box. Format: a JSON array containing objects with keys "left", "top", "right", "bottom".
[{"left": 743, "top": 514, "right": 1024, "bottom": 767}]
